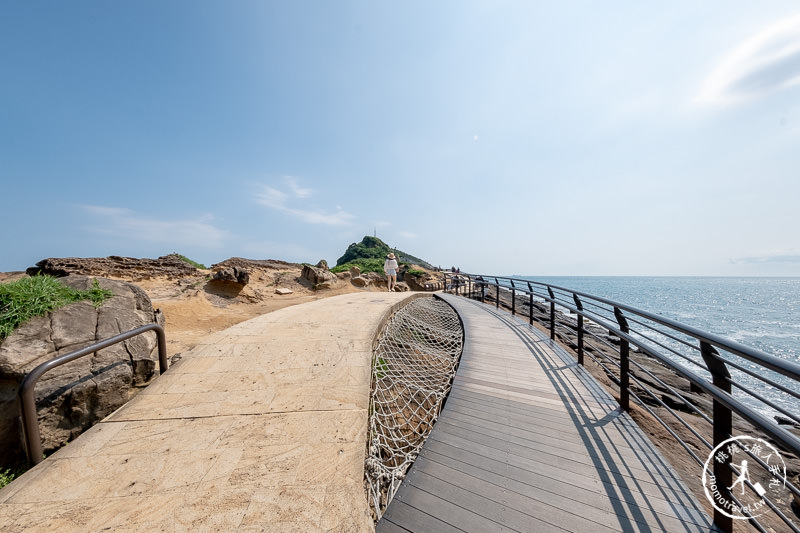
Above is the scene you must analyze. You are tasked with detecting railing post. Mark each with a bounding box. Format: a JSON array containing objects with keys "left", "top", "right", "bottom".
[
  {"left": 510, "top": 280, "right": 516, "bottom": 317},
  {"left": 548, "top": 287, "right": 556, "bottom": 340},
  {"left": 614, "top": 307, "right": 630, "bottom": 411},
  {"left": 573, "top": 293, "right": 584, "bottom": 365},
  {"left": 701, "top": 342, "right": 733, "bottom": 533},
  {"left": 495, "top": 278, "right": 500, "bottom": 309},
  {"left": 468, "top": 277, "right": 472, "bottom": 299},
  {"left": 527, "top": 282, "right": 533, "bottom": 326},
  {"left": 19, "top": 323, "right": 168, "bottom": 465}
]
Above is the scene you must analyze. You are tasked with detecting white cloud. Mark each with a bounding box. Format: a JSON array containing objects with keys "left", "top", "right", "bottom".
[
  {"left": 255, "top": 179, "right": 356, "bottom": 226},
  {"left": 698, "top": 13, "right": 800, "bottom": 105},
  {"left": 286, "top": 177, "right": 312, "bottom": 198},
  {"left": 79, "top": 205, "right": 230, "bottom": 247},
  {"left": 257, "top": 187, "right": 288, "bottom": 209}
]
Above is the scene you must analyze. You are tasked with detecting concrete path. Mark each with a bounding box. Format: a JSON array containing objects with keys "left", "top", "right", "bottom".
[{"left": 0, "top": 291, "right": 416, "bottom": 533}]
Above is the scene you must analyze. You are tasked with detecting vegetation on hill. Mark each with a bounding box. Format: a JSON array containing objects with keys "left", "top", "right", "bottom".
[
  {"left": 334, "top": 236, "right": 435, "bottom": 272},
  {"left": 0, "top": 275, "right": 113, "bottom": 339},
  {"left": 173, "top": 253, "right": 206, "bottom": 270}
]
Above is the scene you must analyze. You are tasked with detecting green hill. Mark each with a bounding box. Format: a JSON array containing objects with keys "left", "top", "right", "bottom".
[{"left": 333, "top": 236, "right": 434, "bottom": 274}]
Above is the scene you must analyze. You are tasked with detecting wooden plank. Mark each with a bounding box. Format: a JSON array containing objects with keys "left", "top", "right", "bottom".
[
  {"left": 408, "top": 454, "right": 622, "bottom": 533},
  {"left": 401, "top": 468, "right": 571, "bottom": 533},
  {"left": 416, "top": 447, "right": 709, "bottom": 530},
  {"left": 378, "top": 501, "right": 460, "bottom": 533},
  {"left": 379, "top": 294, "right": 711, "bottom": 532}
]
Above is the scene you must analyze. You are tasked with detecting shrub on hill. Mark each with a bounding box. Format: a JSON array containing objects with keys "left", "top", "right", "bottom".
[
  {"left": 331, "top": 258, "right": 386, "bottom": 275},
  {"left": 335, "top": 236, "right": 435, "bottom": 270}
]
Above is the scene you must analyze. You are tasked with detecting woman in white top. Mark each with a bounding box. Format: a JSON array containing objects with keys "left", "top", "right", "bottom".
[{"left": 384, "top": 253, "right": 399, "bottom": 292}]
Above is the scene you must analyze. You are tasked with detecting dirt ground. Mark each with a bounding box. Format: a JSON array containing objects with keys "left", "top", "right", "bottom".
[
  {"left": 132, "top": 267, "right": 399, "bottom": 356},
  {"left": 1, "top": 260, "right": 419, "bottom": 358}
]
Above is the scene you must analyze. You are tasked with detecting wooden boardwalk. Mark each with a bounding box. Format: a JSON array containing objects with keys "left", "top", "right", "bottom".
[{"left": 378, "top": 294, "right": 715, "bottom": 533}]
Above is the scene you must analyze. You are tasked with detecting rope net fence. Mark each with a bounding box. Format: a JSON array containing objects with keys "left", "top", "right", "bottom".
[{"left": 365, "top": 296, "right": 464, "bottom": 521}]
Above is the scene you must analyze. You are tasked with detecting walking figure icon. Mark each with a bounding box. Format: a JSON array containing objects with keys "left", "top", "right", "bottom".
[{"left": 728, "top": 460, "right": 750, "bottom": 495}]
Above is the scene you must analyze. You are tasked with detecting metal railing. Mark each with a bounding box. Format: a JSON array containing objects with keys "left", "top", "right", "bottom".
[
  {"left": 18, "top": 323, "right": 168, "bottom": 465},
  {"left": 445, "top": 273, "right": 800, "bottom": 533}
]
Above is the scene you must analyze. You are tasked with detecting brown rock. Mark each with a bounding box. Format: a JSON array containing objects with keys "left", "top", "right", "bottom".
[
  {"left": 0, "top": 275, "right": 164, "bottom": 460},
  {"left": 27, "top": 254, "right": 199, "bottom": 281}
]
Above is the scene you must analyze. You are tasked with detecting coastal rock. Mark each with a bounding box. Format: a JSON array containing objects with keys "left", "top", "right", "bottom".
[
  {"left": 351, "top": 277, "right": 369, "bottom": 288},
  {"left": 349, "top": 266, "right": 361, "bottom": 278},
  {"left": 275, "top": 288, "right": 293, "bottom": 295},
  {"left": 0, "top": 275, "right": 164, "bottom": 461},
  {"left": 316, "top": 259, "right": 329, "bottom": 270},
  {"left": 301, "top": 264, "right": 337, "bottom": 289},
  {"left": 27, "top": 254, "right": 199, "bottom": 281},
  {"left": 393, "top": 282, "right": 410, "bottom": 292},
  {"left": 212, "top": 266, "right": 250, "bottom": 285}
]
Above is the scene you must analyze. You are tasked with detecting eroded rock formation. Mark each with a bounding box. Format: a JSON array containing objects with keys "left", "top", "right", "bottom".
[{"left": 0, "top": 276, "right": 165, "bottom": 460}]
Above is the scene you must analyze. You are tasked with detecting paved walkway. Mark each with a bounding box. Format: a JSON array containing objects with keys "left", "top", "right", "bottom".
[
  {"left": 0, "top": 291, "right": 416, "bottom": 532},
  {"left": 379, "top": 294, "right": 714, "bottom": 532}
]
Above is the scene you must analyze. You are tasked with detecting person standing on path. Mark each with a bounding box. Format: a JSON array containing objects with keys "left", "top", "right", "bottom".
[{"left": 384, "top": 253, "right": 399, "bottom": 292}]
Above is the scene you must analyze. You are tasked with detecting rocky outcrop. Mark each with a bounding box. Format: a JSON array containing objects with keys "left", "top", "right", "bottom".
[
  {"left": 213, "top": 257, "right": 300, "bottom": 271},
  {"left": 212, "top": 266, "right": 250, "bottom": 285},
  {"left": 403, "top": 270, "right": 442, "bottom": 291},
  {"left": 27, "top": 255, "right": 199, "bottom": 281},
  {"left": 0, "top": 276, "right": 165, "bottom": 461},
  {"left": 301, "top": 263, "right": 337, "bottom": 289}
]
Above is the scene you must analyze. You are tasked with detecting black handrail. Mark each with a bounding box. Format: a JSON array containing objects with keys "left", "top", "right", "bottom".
[
  {"left": 444, "top": 273, "right": 800, "bottom": 533},
  {"left": 18, "top": 323, "right": 168, "bottom": 465}
]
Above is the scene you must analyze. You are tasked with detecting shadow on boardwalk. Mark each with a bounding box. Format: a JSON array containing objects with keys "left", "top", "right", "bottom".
[{"left": 379, "top": 293, "right": 715, "bottom": 533}]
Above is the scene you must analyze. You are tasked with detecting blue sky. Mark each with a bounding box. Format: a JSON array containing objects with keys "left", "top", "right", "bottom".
[{"left": 2, "top": 2, "right": 800, "bottom": 276}]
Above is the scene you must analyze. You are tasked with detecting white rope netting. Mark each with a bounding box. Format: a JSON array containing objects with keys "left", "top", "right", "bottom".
[{"left": 365, "top": 296, "right": 464, "bottom": 521}]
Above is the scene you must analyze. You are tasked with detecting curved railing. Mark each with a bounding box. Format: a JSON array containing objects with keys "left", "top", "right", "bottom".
[
  {"left": 444, "top": 273, "right": 800, "bottom": 533},
  {"left": 18, "top": 323, "right": 168, "bottom": 465}
]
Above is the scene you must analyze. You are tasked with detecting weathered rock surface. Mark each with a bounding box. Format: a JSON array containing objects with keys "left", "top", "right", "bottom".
[
  {"left": 301, "top": 263, "right": 337, "bottom": 289},
  {"left": 27, "top": 254, "right": 199, "bottom": 281},
  {"left": 0, "top": 275, "right": 165, "bottom": 460},
  {"left": 351, "top": 276, "right": 369, "bottom": 288},
  {"left": 213, "top": 257, "right": 300, "bottom": 271},
  {"left": 403, "top": 270, "right": 440, "bottom": 291},
  {"left": 212, "top": 266, "right": 250, "bottom": 285}
]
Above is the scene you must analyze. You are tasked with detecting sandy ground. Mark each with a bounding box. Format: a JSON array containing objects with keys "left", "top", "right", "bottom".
[
  {"left": 134, "top": 269, "right": 390, "bottom": 357},
  {"left": 1, "top": 263, "right": 402, "bottom": 358}
]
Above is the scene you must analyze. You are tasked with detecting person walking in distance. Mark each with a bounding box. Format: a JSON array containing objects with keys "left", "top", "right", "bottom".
[{"left": 384, "top": 253, "right": 398, "bottom": 292}]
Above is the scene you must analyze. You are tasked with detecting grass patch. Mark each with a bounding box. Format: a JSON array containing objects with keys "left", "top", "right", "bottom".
[
  {"left": 0, "top": 275, "right": 114, "bottom": 339},
  {"left": 406, "top": 269, "right": 425, "bottom": 277},
  {"left": 0, "top": 462, "right": 27, "bottom": 489},
  {"left": 331, "top": 258, "right": 394, "bottom": 275},
  {"left": 173, "top": 254, "right": 206, "bottom": 270}
]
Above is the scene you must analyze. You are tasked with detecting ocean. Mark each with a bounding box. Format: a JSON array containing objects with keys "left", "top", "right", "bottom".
[{"left": 517, "top": 276, "right": 800, "bottom": 419}]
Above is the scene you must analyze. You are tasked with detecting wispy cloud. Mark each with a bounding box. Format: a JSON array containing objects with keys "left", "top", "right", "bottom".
[
  {"left": 698, "top": 13, "right": 800, "bottom": 105},
  {"left": 730, "top": 250, "right": 800, "bottom": 264},
  {"left": 79, "top": 205, "right": 230, "bottom": 247},
  {"left": 256, "top": 177, "right": 356, "bottom": 226}
]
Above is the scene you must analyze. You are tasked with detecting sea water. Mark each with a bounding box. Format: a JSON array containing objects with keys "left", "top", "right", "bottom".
[{"left": 516, "top": 276, "right": 800, "bottom": 419}]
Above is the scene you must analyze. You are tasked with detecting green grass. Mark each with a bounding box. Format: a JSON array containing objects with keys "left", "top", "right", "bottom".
[
  {"left": 331, "top": 258, "right": 389, "bottom": 275},
  {"left": 173, "top": 254, "right": 206, "bottom": 269},
  {"left": 0, "top": 275, "right": 114, "bottom": 339},
  {"left": 0, "top": 462, "right": 27, "bottom": 489},
  {"left": 406, "top": 268, "right": 425, "bottom": 277}
]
